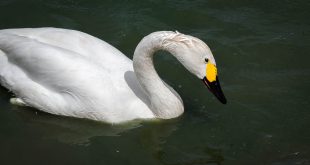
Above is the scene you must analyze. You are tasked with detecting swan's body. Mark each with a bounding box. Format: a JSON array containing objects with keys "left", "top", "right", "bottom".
[{"left": 0, "top": 28, "right": 226, "bottom": 123}]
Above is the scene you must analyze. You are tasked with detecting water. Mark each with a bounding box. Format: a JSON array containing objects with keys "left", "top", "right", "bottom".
[{"left": 0, "top": 0, "right": 309, "bottom": 164}]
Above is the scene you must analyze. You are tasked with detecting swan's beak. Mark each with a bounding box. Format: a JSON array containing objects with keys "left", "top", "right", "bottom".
[
  {"left": 202, "top": 62, "right": 227, "bottom": 104},
  {"left": 203, "top": 77, "right": 227, "bottom": 104}
]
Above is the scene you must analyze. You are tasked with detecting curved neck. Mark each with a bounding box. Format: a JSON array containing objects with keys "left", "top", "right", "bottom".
[{"left": 133, "top": 31, "right": 184, "bottom": 119}]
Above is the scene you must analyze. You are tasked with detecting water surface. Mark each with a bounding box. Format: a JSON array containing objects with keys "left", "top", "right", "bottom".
[{"left": 0, "top": 0, "right": 309, "bottom": 164}]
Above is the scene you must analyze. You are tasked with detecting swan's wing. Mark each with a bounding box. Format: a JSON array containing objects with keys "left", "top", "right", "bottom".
[
  {"left": 0, "top": 28, "right": 132, "bottom": 71},
  {"left": 0, "top": 32, "right": 115, "bottom": 115}
]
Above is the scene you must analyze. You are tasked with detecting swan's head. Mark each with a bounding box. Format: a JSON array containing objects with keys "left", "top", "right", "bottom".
[{"left": 163, "top": 32, "right": 227, "bottom": 104}]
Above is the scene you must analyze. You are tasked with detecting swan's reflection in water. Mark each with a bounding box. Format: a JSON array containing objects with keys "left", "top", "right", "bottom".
[
  {"left": 12, "top": 106, "right": 223, "bottom": 165},
  {"left": 14, "top": 106, "right": 178, "bottom": 145},
  {"left": 14, "top": 107, "right": 179, "bottom": 146}
]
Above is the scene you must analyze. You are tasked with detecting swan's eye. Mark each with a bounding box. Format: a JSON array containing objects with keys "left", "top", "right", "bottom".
[{"left": 204, "top": 58, "right": 209, "bottom": 63}]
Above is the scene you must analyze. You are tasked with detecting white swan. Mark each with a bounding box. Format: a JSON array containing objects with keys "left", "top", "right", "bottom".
[{"left": 0, "top": 28, "right": 226, "bottom": 123}]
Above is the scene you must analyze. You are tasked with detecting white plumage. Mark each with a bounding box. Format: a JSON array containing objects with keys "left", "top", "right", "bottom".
[{"left": 0, "top": 28, "right": 222, "bottom": 123}]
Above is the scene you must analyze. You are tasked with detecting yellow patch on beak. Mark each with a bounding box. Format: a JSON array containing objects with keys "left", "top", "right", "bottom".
[{"left": 206, "top": 62, "right": 217, "bottom": 82}]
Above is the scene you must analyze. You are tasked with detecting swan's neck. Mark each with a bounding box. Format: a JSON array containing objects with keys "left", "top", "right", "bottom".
[{"left": 133, "top": 31, "right": 184, "bottom": 119}]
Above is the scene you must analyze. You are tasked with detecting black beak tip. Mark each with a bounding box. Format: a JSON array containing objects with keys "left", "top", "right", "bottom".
[
  {"left": 202, "top": 77, "right": 227, "bottom": 104},
  {"left": 220, "top": 97, "right": 227, "bottom": 104}
]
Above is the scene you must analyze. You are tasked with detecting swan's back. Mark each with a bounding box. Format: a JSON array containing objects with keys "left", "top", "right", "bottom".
[{"left": 0, "top": 28, "right": 131, "bottom": 70}]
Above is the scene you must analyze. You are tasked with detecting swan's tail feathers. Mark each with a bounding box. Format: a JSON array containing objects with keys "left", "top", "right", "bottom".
[
  {"left": 0, "top": 49, "right": 9, "bottom": 89},
  {"left": 0, "top": 49, "right": 10, "bottom": 85},
  {"left": 0, "top": 49, "right": 7, "bottom": 68},
  {"left": 10, "top": 98, "right": 27, "bottom": 106}
]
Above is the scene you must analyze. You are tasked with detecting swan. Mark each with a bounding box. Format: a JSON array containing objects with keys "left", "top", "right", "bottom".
[{"left": 0, "top": 28, "right": 226, "bottom": 123}]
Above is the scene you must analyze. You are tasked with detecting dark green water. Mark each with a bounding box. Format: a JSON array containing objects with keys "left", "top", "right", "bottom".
[{"left": 0, "top": 0, "right": 310, "bottom": 164}]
